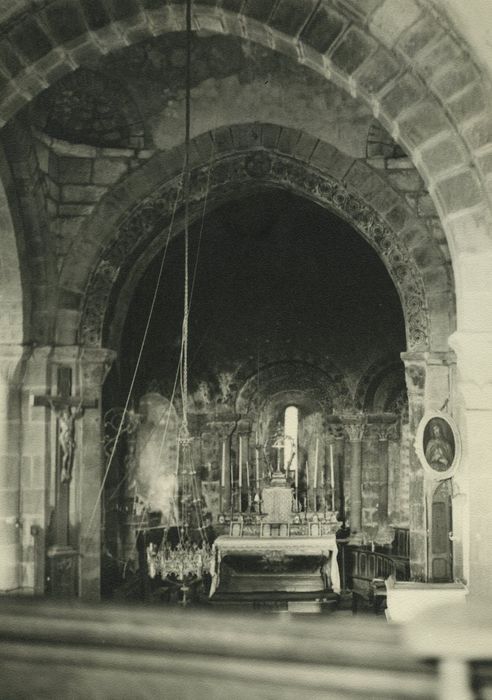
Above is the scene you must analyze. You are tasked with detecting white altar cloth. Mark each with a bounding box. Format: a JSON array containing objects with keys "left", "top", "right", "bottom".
[{"left": 210, "top": 535, "right": 340, "bottom": 597}]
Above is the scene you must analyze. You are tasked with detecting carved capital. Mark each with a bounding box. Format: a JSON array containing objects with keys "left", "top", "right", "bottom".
[
  {"left": 401, "top": 353, "right": 426, "bottom": 398},
  {"left": 342, "top": 415, "right": 366, "bottom": 442},
  {"left": 207, "top": 419, "right": 237, "bottom": 440},
  {"left": 79, "top": 347, "right": 116, "bottom": 393}
]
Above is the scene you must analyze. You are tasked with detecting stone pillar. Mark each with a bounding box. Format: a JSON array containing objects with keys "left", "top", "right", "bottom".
[
  {"left": 77, "top": 347, "right": 116, "bottom": 602},
  {"left": 401, "top": 352, "right": 427, "bottom": 580},
  {"left": 0, "top": 345, "right": 27, "bottom": 593},
  {"left": 237, "top": 419, "right": 251, "bottom": 512},
  {"left": 209, "top": 420, "right": 236, "bottom": 515},
  {"left": 402, "top": 350, "right": 455, "bottom": 581},
  {"left": 343, "top": 417, "right": 366, "bottom": 534},
  {"left": 376, "top": 424, "right": 391, "bottom": 521},
  {"left": 449, "top": 331, "right": 492, "bottom": 599},
  {"left": 22, "top": 346, "right": 53, "bottom": 595}
]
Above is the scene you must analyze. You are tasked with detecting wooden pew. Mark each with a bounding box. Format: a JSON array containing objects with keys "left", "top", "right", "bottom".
[
  {"left": 0, "top": 598, "right": 436, "bottom": 700},
  {"left": 350, "top": 547, "right": 410, "bottom": 614}
]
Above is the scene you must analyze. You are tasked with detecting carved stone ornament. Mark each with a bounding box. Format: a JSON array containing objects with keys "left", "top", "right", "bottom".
[
  {"left": 406, "top": 364, "right": 426, "bottom": 392},
  {"left": 80, "top": 151, "right": 429, "bottom": 350},
  {"left": 415, "top": 410, "right": 461, "bottom": 480}
]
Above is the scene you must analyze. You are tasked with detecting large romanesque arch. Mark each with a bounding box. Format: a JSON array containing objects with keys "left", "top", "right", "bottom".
[{"left": 68, "top": 126, "right": 452, "bottom": 356}]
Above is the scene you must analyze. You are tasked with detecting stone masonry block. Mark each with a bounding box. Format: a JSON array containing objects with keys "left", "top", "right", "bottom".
[
  {"left": 386, "top": 170, "right": 423, "bottom": 192},
  {"left": 293, "top": 131, "right": 318, "bottom": 161},
  {"left": 221, "top": 0, "right": 243, "bottom": 12},
  {"left": 310, "top": 141, "right": 353, "bottom": 179},
  {"left": 368, "top": 184, "right": 400, "bottom": 214},
  {"left": 398, "top": 100, "right": 452, "bottom": 149},
  {"left": 463, "top": 116, "right": 492, "bottom": 152},
  {"left": 338, "top": 0, "right": 384, "bottom": 22},
  {"left": 9, "top": 16, "right": 53, "bottom": 63},
  {"left": 92, "top": 158, "right": 128, "bottom": 185},
  {"left": 370, "top": 0, "right": 422, "bottom": 47},
  {"left": 0, "top": 87, "right": 28, "bottom": 124},
  {"left": 261, "top": 124, "right": 281, "bottom": 149},
  {"left": 106, "top": 0, "right": 142, "bottom": 22},
  {"left": 419, "top": 136, "right": 467, "bottom": 180},
  {"left": 344, "top": 160, "right": 385, "bottom": 198},
  {"left": 416, "top": 34, "right": 465, "bottom": 82},
  {"left": 230, "top": 123, "right": 262, "bottom": 150},
  {"left": 431, "top": 61, "right": 479, "bottom": 103},
  {"left": 193, "top": 132, "right": 215, "bottom": 163},
  {"left": 300, "top": 4, "right": 346, "bottom": 55},
  {"left": 330, "top": 26, "right": 377, "bottom": 76},
  {"left": 384, "top": 203, "right": 413, "bottom": 232},
  {"left": 269, "top": 0, "right": 317, "bottom": 37},
  {"left": 447, "top": 83, "right": 487, "bottom": 127},
  {"left": 212, "top": 126, "right": 234, "bottom": 153},
  {"left": 41, "top": 1, "right": 88, "bottom": 44},
  {"left": 353, "top": 45, "right": 400, "bottom": 95},
  {"left": 243, "top": 0, "right": 276, "bottom": 23},
  {"left": 477, "top": 152, "right": 492, "bottom": 180},
  {"left": 434, "top": 169, "right": 482, "bottom": 214},
  {"left": 379, "top": 72, "right": 424, "bottom": 118},
  {"left": 396, "top": 14, "right": 444, "bottom": 60},
  {"left": 276, "top": 128, "right": 300, "bottom": 156},
  {"left": 81, "top": 0, "right": 111, "bottom": 31},
  {"left": 57, "top": 157, "right": 93, "bottom": 184},
  {"left": 0, "top": 38, "right": 25, "bottom": 79},
  {"left": 416, "top": 194, "right": 438, "bottom": 218}
]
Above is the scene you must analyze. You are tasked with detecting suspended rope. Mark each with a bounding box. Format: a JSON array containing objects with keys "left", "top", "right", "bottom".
[{"left": 82, "top": 161, "right": 185, "bottom": 547}]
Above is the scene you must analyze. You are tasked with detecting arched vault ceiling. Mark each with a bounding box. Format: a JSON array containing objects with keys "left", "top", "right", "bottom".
[{"left": 0, "top": 0, "right": 489, "bottom": 345}]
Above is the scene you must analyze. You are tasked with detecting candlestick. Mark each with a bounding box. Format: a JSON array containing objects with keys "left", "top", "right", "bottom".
[
  {"left": 238, "top": 436, "right": 242, "bottom": 488},
  {"left": 330, "top": 443, "right": 335, "bottom": 511},
  {"left": 313, "top": 438, "right": 318, "bottom": 488},
  {"left": 221, "top": 440, "right": 226, "bottom": 487}
]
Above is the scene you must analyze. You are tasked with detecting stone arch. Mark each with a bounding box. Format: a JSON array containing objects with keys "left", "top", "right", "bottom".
[
  {"left": 0, "top": 0, "right": 488, "bottom": 269},
  {"left": 354, "top": 356, "right": 405, "bottom": 412},
  {"left": 72, "top": 130, "right": 445, "bottom": 356},
  {"left": 235, "top": 358, "right": 353, "bottom": 416}
]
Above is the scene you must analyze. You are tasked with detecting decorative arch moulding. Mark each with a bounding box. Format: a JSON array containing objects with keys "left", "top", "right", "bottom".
[{"left": 79, "top": 150, "right": 430, "bottom": 351}]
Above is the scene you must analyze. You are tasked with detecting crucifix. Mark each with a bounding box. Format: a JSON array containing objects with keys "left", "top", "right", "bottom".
[{"left": 33, "top": 367, "right": 97, "bottom": 594}]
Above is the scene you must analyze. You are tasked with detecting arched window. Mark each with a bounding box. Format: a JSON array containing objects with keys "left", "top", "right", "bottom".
[{"left": 284, "top": 405, "right": 298, "bottom": 473}]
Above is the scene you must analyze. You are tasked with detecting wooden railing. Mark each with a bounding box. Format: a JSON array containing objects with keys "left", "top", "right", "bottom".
[{"left": 350, "top": 547, "right": 410, "bottom": 613}]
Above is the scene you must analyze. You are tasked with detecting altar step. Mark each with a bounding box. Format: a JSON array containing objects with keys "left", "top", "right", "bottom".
[{"left": 209, "top": 589, "right": 339, "bottom": 613}]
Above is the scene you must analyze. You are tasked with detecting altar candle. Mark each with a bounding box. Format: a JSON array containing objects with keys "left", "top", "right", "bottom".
[
  {"left": 330, "top": 443, "right": 335, "bottom": 510},
  {"left": 238, "top": 436, "right": 242, "bottom": 488},
  {"left": 305, "top": 460, "right": 309, "bottom": 488},
  {"left": 313, "top": 438, "right": 319, "bottom": 488},
  {"left": 221, "top": 440, "right": 226, "bottom": 487},
  {"left": 295, "top": 459, "right": 298, "bottom": 489},
  {"left": 255, "top": 446, "right": 260, "bottom": 485},
  {"left": 246, "top": 459, "right": 250, "bottom": 488}
]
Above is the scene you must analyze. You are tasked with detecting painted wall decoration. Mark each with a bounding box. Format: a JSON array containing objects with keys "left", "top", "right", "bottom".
[{"left": 415, "top": 412, "right": 461, "bottom": 479}]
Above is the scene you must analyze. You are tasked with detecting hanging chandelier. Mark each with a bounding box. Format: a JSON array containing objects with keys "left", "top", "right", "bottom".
[{"left": 146, "top": 0, "right": 212, "bottom": 603}]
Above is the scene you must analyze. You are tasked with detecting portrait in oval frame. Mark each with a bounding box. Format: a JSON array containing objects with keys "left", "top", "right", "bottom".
[{"left": 415, "top": 411, "right": 461, "bottom": 479}]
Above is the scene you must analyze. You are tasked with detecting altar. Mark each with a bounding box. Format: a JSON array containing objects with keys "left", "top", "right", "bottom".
[{"left": 209, "top": 533, "right": 340, "bottom": 605}]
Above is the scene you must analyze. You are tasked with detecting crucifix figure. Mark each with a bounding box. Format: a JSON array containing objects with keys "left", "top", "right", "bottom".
[
  {"left": 33, "top": 367, "right": 97, "bottom": 550},
  {"left": 51, "top": 402, "right": 83, "bottom": 484}
]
